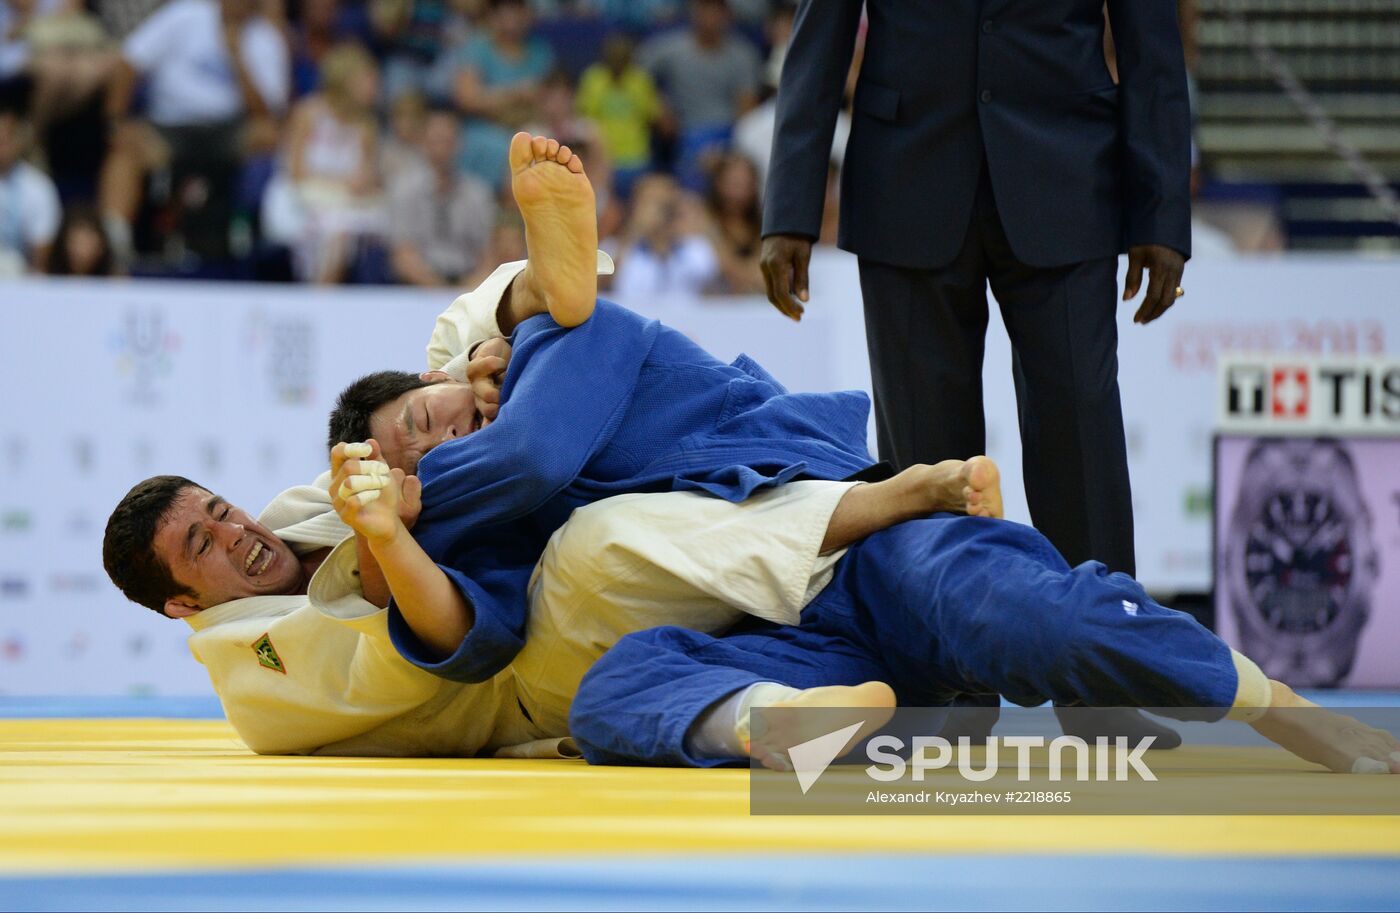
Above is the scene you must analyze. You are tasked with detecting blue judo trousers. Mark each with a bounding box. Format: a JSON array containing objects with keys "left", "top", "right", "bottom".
[{"left": 569, "top": 514, "right": 1240, "bottom": 767}]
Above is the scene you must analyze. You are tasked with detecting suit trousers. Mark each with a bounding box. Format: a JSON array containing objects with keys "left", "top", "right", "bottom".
[{"left": 858, "top": 169, "right": 1135, "bottom": 576}]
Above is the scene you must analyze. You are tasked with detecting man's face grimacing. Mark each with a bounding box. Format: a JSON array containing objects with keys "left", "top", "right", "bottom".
[
  {"left": 152, "top": 487, "right": 304, "bottom": 617},
  {"left": 369, "top": 373, "right": 483, "bottom": 474}
]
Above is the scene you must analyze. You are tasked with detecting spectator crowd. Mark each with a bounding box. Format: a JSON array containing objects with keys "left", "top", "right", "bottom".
[{"left": 0, "top": 0, "right": 853, "bottom": 296}]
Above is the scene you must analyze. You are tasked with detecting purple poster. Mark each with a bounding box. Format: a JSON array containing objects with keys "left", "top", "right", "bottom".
[{"left": 1215, "top": 435, "right": 1400, "bottom": 688}]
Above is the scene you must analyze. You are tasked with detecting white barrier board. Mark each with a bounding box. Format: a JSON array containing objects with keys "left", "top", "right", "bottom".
[{"left": 1, "top": 254, "right": 1397, "bottom": 694}]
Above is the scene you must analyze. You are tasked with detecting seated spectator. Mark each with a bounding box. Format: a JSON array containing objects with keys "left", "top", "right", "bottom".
[
  {"left": 379, "top": 90, "right": 429, "bottom": 179},
  {"left": 387, "top": 106, "right": 495, "bottom": 286},
  {"left": 528, "top": 69, "right": 599, "bottom": 156},
  {"left": 25, "top": 3, "right": 116, "bottom": 202},
  {"left": 611, "top": 172, "right": 719, "bottom": 300},
  {"left": 289, "top": 0, "right": 374, "bottom": 99},
  {"left": 575, "top": 33, "right": 658, "bottom": 199},
  {"left": 462, "top": 206, "right": 524, "bottom": 288},
  {"left": 46, "top": 202, "right": 118, "bottom": 276},
  {"left": 703, "top": 151, "right": 762, "bottom": 294},
  {"left": 638, "top": 0, "right": 759, "bottom": 191},
  {"left": 99, "top": 0, "right": 290, "bottom": 264},
  {"left": 274, "top": 42, "right": 386, "bottom": 283},
  {"left": 441, "top": 0, "right": 553, "bottom": 190},
  {"left": 0, "top": 102, "right": 60, "bottom": 274}
]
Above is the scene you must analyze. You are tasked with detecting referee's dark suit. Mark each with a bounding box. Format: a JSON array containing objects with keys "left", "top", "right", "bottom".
[{"left": 761, "top": 0, "right": 1192, "bottom": 577}]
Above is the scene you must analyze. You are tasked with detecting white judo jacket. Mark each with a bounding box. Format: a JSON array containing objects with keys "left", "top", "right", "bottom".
[
  {"left": 183, "top": 483, "right": 545, "bottom": 757},
  {"left": 182, "top": 255, "right": 856, "bottom": 756}
]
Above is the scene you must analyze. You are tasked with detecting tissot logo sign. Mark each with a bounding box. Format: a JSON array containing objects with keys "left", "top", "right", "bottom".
[{"left": 1220, "top": 358, "right": 1400, "bottom": 434}]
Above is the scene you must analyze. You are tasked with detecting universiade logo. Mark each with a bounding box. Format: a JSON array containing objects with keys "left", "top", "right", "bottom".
[{"left": 788, "top": 729, "right": 1158, "bottom": 796}]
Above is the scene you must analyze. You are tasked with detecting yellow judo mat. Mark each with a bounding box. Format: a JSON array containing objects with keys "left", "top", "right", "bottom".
[{"left": 3, "top": 715, "right": 1400, "bottom": 910}]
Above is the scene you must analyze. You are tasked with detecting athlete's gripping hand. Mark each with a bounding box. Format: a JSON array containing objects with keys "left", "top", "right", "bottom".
[
  {"left": 330, "top": 440, "right": 423, "bottom": 543},
  {"left": 466, "top": 336, "right": 511, "bottom": 426}
]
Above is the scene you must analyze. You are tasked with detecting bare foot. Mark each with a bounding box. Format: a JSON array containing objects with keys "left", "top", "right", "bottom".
[
  {"left": 904, "top": 456, "right": 1004, "bottom": 519},
  {"left": 509, "top": 132, "right": 597, "bottom": 328},
  {"left": 747, "top": 681, "right": 896, "bottom": 773},
  {"left": 1251, "top": 681, "right": 1400, "bottom": 774}
]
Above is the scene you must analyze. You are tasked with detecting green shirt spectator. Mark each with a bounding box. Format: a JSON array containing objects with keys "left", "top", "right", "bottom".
[{"left": 576, "top": 53, "right": 660, "bottom": 173}]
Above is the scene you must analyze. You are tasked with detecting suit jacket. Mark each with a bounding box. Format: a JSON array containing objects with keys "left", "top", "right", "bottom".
[{"left": 762, "top": 0, "right": 1192, "bottom": 270}]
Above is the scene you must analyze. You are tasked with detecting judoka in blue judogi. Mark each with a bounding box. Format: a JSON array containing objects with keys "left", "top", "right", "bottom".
[
  {"left": 344, "top": 298, "right": 1254, "bottom": 768},
  {"left": 392, "top": 299, "right": 876, "bottom": 682},
  {"left": 568, "top": 514, "right": 1243, "bottom": 766}
]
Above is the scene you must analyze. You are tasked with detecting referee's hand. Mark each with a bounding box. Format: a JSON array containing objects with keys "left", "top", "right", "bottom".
[
  {"left": 761, "top": 234, "right": 814, "bottom": 322},
  {"left": 1123, "top": 244, "right": 1186, "bottom": 325}
]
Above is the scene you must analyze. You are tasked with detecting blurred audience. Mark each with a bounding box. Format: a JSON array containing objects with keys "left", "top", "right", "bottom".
[
  {"left": 575, "top": 33, "right": 658, "bottom": 199},
  {"left": 388, "top": 105, "right": 495, "bottom": 286},
  {"left": 523, "top": 67, "right": 622, "bottom": 239},
  {"left": 23, "top": 0, "right": 115, "bottom": 201},
  {"left": 462, "top": 206, "right": 524, "bottom": 287},
  {"left": 99, "top": 0, "right": 290, "bottom": 264},
  {"left": 379, "top": 89, "right": 428, "bottom": 178},
  {"left": 1, "top": 0, "right": 68, "bottom": 87},
  {"left": 289, "top": 0, "right": 374, "bottom": 98},
  {"left": 442, "top": 0, "right": 552, "bottom": 189},
  {"left": 612, "top": 172, "right": 718, "bottom": 298},
  {"left": 0, "top": 101, "right": 60, "bottom": 274},
  {"left": 271, "top": 41, "right": 385, "bottom": 283},
  {"left": 702, "top": 151, "right": 761, "bottom": 293},
  {"left": 46, "top": 202, "right": 118, "bottom": 276},
  {"left": 5, "top": 0, "right": 1285, "bottom": 291},
  {"left": 583, "top": 0, "right": 680, "bottom": 32},
  {"left": 731, "top": 0, "right": 849, "bottom": 194},
  {"left": 638, "top": 0, "right": 759, "bottom": 191},
  {"left": 370, "top": 0, "right": 451, "bottom": 103}
]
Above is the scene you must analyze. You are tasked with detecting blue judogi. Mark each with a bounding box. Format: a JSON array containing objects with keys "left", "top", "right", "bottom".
[
  {"left": 389, "top": 300, "right": 876, "bottom": 683},
  {"left": 568, "top": 514, "right": 1240, "bottom": 767}
]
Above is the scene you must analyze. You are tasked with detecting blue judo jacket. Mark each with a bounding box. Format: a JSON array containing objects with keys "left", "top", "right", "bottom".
[{"left": 388, "top": 300, "right": 875, "bottom": 684}]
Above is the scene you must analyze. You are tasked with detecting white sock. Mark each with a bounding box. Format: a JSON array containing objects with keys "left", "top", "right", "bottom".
[
  {"left": 684, "top": 682, "right": 799, "bottom": 760},
  {"left": 1225, "top": 650, "right": 1272, "bottom": 722}
]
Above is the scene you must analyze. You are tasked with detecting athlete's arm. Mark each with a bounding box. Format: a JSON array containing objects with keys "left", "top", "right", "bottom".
[{"left": 330, "top": 444, "right": 469, "bottom": 658}]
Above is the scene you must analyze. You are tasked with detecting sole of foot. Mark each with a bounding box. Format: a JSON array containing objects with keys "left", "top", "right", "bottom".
[
  {"left": 961, "top": 455, "right": 1003, "bottom": 519},
  {"left": 508, "top": 131, "right": 598, "bottom": 328},
  {"left": 916, "top": 457, "right": 1004, "bottom": 519},
  {"left": 748, "top": 681, "right": 897, "bottom": 772}
]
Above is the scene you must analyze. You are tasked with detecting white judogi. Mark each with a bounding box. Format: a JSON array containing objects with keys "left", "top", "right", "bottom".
[
  {"left": 181, "top": 255, "right": 857, "bottom": 755},
  {"left": 183, "top": 484, "right": 543, "bottom": 757},
  {"left": 425, "top": 252, "right": 614, "bottom": 381},
  {"left": 311, "top": 482, "right": 853, "bottom": 742},
  {"left": 185, "top": 478, "right": 851, "bottom": 756}
]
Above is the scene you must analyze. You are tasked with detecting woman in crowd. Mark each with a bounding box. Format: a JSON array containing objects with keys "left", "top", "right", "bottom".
[
  {"left": 275, "top": 41, "right": 385, "bottom": 283},
  {"left": 703, "top": 151, "right": 763, "bottom": 294}
]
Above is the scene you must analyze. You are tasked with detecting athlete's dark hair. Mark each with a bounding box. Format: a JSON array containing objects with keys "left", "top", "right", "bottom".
[
  {"left": 102, "top": 475, "right": 201, "bottom": 615},
  {"left": 327, "top": 370, "right": 430, "bottom": 452}
]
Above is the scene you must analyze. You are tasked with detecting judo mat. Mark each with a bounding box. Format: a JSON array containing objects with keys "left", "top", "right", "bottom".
[{"left": 2, "top": 696, "right": 1399, "bottom": 911}]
